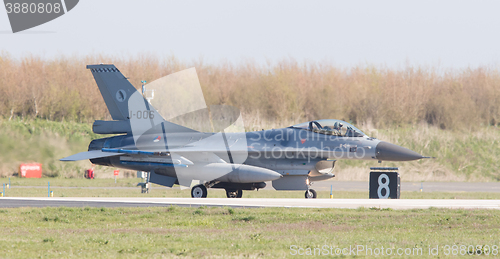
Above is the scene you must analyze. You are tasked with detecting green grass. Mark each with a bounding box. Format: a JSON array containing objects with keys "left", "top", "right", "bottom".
[
  {"left": 2, "top": 186, "right": 500, "bottom": 199},
  {"left": 1, "top": 176, "right": 500, "bottom": 199},
  {"left": 0, "top": 119, "right": 101, "bottom": 178},
  {"left": 0, "top": 206, "right": 499, "bottom": 258},
  {"left": 5, "top": 178, "right": 141, "bottom": 187},
  {"left": 1, "top": 118, "right": 102, "bottom": 141}
]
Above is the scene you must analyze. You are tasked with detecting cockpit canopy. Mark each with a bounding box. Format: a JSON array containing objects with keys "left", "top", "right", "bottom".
[{"left": 290, "top": 119, "right": 366, "bottom": 137}]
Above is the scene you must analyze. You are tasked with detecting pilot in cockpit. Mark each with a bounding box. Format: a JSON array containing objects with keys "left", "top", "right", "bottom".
[{"left": 333, "top": 122, "right": 344, "bottom": 135}]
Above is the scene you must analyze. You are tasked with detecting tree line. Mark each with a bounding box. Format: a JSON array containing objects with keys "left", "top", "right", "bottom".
[{"left": 1, "top": 52, "right": 499, "bottom": 130}]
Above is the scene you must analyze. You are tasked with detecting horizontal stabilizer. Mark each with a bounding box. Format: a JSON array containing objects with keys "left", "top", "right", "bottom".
[
  {"left": 93, "top": 120, "right": 132, "bottom": 134},
  {"left": 60, "top": 150, "right": 122, "bottom": 161}
]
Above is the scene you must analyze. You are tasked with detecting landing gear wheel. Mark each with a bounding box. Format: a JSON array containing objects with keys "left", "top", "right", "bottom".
[
  {"left": 191, "top": 184, "right": 208, "bottom": 198},
  {"left": 305, "top": 189, "right": 317, "bottom": 199},
  {"left": 225, "top": 189, "right": 243, "bottom": 198}
]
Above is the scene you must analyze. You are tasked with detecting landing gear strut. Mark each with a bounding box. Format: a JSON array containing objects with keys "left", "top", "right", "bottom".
[
  {"left": 305, "top": 189, "right": 317, "bottom": 199},
  {"left": 191, "top": 184, "right": 208, "bottom": 198},
  {"left": 225, "top": 189, "right": 243, "bottom": 198}
]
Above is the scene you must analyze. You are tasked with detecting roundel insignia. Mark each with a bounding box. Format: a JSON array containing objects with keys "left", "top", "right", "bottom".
[{"left": 116, "top": 89, "right": 126, "bottom": 102}]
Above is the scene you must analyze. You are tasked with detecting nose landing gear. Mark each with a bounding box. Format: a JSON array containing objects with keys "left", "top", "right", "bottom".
[{"left": 305, "top": 189, "right": 317, "bottom": 199}]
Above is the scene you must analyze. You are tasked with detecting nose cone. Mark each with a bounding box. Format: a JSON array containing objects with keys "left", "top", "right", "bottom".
[{"left": 375, "top": 141, "right": 424, "bottom": 161}]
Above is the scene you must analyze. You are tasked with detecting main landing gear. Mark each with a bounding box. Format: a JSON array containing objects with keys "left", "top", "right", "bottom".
[
  {"left": 191, "top": 184, "right": 208, "bottom": 198},
  {"left": 225, "top": 189, "right": 243, "bottom": 198},
  {"left": 305, "top": 189, "right": 317, "bottom": 199},
  {"left": 190, "top": 184, "right": 244, "bottom": 198},
  {"left": 191, "top": 182, "right": 315, "bottom": 199}
]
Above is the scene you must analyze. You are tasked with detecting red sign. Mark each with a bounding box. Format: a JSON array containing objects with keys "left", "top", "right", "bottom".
[
  {"left": 85, "top": 169, "right": 94, "bottom": 179},
  {"left": 113, "top": 170, "right": 119, "bottom": 176},
  {"left": 19, "top": 163, "right": 42, "bottom": 178}
]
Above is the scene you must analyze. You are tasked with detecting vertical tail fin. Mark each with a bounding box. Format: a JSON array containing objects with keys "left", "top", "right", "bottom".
[
  {"left": 87, "top": 64, "right": 198, "bottom": 134},
  {"left": 87, "top": 64, "right": 160, "bottom": 121}
]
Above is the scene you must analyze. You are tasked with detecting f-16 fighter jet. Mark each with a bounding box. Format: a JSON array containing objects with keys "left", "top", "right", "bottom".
[{"left": 62, "top": 65, "right": 426, "bottom": 199}]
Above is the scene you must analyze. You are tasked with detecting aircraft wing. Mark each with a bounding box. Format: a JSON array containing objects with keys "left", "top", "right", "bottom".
[
  {"left": 61, "top": 145, "right": 330, "bottom": 162},
  {"left": 60, "top": 150, "right": 122, "bottom": 161}
]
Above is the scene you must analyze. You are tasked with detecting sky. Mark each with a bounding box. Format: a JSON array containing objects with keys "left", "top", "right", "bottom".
[{"left": 1, "top": 0, "right": 500, "bottom": 68}]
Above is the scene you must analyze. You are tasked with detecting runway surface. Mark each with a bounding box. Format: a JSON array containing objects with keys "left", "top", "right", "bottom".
[
  {"left": 11, "top": 181, "right": 500, "bottom": 192},
  {"left": 1, "top": 197, "right": 500, "bottom": 209}
]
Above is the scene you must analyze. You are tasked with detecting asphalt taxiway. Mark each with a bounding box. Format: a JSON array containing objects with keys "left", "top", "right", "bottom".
[
  {"left": 10, "top": 181, "right": 500, "bottom": 192},
  {"left": 1, "top": 197, "right": 500, "bottom": 209}
]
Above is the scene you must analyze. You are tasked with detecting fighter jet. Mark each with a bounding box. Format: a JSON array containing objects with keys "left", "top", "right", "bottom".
[{"left": 61, "top": 64, "right": 426, "bottom": 199}]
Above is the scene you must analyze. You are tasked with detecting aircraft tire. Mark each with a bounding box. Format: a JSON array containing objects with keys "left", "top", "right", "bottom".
[
  {"left": 225, "top": 189, "right": 243, "bottom": 198},
  {"left": 305, "top": 189, "right": 317, "bottom": 199},
  {"left": 191, "top": 184, "right": 208, "bottom": 198}
]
